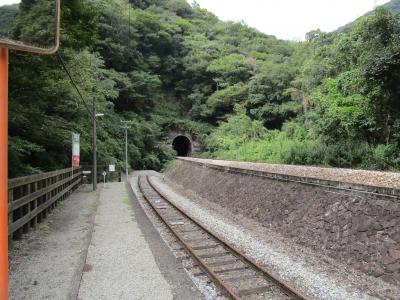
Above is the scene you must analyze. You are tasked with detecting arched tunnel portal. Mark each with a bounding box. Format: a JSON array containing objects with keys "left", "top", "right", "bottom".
[{"left": 172, "top": 135, "right": 192, "bottom": 157}]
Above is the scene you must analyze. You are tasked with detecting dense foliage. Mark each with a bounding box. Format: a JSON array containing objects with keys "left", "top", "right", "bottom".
[
  {"left": 0, "top": 4, "right": 18, "bottom": 37},
  {"left": 4, "top": 0, "right": 400, "bottom": 177},
  {"left": 206, "top": 6, "right": 400, "bottom": 170}
]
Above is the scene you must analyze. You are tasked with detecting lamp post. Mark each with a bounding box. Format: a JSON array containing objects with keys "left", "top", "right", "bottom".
[
  {"left": 120, "top": 121, "right": 132, "bottom": 181},
  {"left": 92, "top": 96, "right": 104, "bottom": 191},
  {"left": 92, "top": 98, "right": 97, "bottom": 191}
]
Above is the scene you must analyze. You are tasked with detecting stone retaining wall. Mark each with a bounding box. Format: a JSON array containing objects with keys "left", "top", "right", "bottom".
[{"left": 166, "top": 160, "right": 400, "bottom": 285}]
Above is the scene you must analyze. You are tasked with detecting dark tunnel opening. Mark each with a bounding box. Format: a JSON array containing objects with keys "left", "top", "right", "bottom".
[{"left": 172, "top": 136, "right": 192, "bottom": 157}]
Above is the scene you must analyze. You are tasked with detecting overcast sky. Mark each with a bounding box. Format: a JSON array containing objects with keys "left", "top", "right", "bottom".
[
  {"left": 0, "top": 0, "right": 392, "bottom": 40},
  {"left": 0, "top": 0, "right": 19, "bottom": 5},
  {"left": 190, "top": 0, "right": 391, "bottom": 40}
]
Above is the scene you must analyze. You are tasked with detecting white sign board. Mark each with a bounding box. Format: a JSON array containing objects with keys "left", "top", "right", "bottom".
[{"left": 109, "top": 165, "right": 116, "bottom": 172}]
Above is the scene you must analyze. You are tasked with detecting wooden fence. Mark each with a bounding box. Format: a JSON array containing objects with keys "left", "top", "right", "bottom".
[{"left": 8, "top": 167, "right": 82, "bottom": 242}]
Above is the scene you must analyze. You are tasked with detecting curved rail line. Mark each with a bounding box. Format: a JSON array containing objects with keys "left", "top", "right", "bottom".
[{"left": 138, "top": 175, "right": 309, "bottom": 300}]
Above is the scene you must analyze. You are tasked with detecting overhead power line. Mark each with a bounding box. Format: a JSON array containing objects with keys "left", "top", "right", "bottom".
[
  {"left": 57, "top": 52, "right": 134, "bottom": 164},
  {"left": 57, "top": 52, "right": 111, "bottom": 137},
  {"left": 57, "top": 53, "right": 93, "bottom": 119}
]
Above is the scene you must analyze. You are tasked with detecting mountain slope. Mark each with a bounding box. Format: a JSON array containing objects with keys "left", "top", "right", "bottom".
[
  {"left": 0, "top": 4, "right": 18, "bottom": 36},
  {"left": 384, "top": 0, "right": 400, "bottom": 12},
  {"left": 336, "top": 0, "right": 400, "bottom": 33}
]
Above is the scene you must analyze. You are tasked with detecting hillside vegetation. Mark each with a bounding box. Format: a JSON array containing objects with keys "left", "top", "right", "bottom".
[
  {"left": 0, "top": 4, "right": 18, "bottom": 36},
  {"left": 4, "top": 0, "right": 400, "bottom": 177}
]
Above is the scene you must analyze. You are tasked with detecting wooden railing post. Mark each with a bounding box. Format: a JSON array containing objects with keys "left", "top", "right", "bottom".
[
  {"left": 6, "top": 167, "right": 82, "bottom": 248},
  {"left": 8, "top": 189, "right": 13, "bottom": 248},
  {"left": 22, "top": 184, "right": 30, "bottom": 234},
  {"left": 32, "top": 182, "right": 37, "bottom": 229}
]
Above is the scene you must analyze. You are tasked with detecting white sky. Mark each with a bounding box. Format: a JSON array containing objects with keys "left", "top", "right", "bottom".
[
  {"left": 190, "top": 0, "right": 391, "bottom": 40},
  {"left": 0, "top": 0, "right": 392, "bottom": 40},
  {"left": 0, "top": 0, "right": 20, "bottom": 4}
]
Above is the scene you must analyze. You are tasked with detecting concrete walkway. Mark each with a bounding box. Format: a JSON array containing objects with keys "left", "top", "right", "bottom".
[
  {"left": 78, "top": 182, "right": 174, "bottom": 300},
  {"left": 9, "top": 182, "right": 200, "bottom": 300},
  {"left": 9, "top": 185, "right": 98, "bottom": 300}
]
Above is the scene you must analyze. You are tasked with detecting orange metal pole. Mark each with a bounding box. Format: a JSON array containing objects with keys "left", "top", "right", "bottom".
[{"left": 0, "top": 48, "right": 8, "bottom": 300}]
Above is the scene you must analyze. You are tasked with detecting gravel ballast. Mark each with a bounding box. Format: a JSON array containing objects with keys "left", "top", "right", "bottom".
[
  {"left": 151, "top": 175, "right": 373, "bottom": 299},
  {"left": 160, "top": 166, "right": 400, "bottom": 299},
  {"left": 167, "top": 160, "right": 400, "bottom": 288}
]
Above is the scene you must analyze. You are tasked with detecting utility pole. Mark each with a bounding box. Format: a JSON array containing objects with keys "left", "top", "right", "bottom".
[
  {"left": 0, "top": 48, "right": 8, "bottom": 300},
  {"left": 121, "top": 120, "right": 132, "bottom": 181},
  {"left": 92, "top": 98, "right": 97, "bottom": 191}
]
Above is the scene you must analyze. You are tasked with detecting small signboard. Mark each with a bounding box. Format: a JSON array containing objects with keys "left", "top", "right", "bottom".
[
  {"left": 102, "top": 171, "right": 107, "bottom": 187},
  {"left": 72, "top": 133, "right": 80, "bottom": 167},
  {"left": 109, "top": 165, "right": 116, "bottom": 172}
]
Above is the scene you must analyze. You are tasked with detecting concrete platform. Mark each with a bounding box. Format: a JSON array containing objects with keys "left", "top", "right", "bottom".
[
  {"left": 9, "top": 181, "right": 200, "bottom": 300},
  {"left": 9, "top": 185, "right": 98, "bottom": 300}
]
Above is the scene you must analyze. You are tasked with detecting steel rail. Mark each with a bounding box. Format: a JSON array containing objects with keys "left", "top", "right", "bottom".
[
  {"left": 146, "top": 176, "right": 308, "bottom": 300},
  {"left": 140, "top": 175, "right": 310, "bottom": 300},
  {"left": 139, "top": 176, "right": 241, "bottom": 299}
]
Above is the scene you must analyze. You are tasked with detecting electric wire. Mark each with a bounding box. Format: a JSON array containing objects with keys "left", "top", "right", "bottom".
[
  {"left": 57, "top": 53, "right": 94, "bottom": 119},
  {"left": 57, "top": 52, "right": 112, "bottom": 136},
  {"left": 57, "top": 52, "right": 130, "bottom": 159}
]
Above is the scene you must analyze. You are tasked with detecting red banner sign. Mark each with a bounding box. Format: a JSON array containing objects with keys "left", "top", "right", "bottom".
[{"left": 72, "top": 133, "right": 80, "bottom": 168}]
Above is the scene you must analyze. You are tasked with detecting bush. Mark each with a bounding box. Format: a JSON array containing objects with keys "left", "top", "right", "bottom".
[
  {"left": 364, "top": 144, "right": 400, "bottom": 170},
  {"left": 322, "top": 140, "right": 372, "bottom": 168},
  {"left": 204, "top": 112, "right": 400, "bottom": 171},
  {"left": 283, "top": 140, "right": 327, "bottom": 165}
]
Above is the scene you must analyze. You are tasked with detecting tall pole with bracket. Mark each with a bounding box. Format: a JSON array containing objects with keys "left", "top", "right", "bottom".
[
  {"left": 120, "top": 121, "right": 132, "bottom": 181},
  {"left": 93, "top": 98, "right": 97, "bottom": 191},
  {"left": 0, "top": 48, "right": 8, "bottom": 300},
  {"left": 0, "top": 2, "right": 61, "bottom": 297}
]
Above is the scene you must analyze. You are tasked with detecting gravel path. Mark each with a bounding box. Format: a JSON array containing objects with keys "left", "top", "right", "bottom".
[
  {"left": 150, "top": 176, "right": 399, "bottom": 300},
  {"left": 181, "top": 158, "right": 400, "bottom": 189}
]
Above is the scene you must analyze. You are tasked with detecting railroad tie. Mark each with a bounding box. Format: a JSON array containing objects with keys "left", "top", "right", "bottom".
[
  {"left": 170, "top": 221, "right": 186, "bottom": 226},
  {"left": 207, "top": 259, "right": 238, "bottom": 267},
  {"left": 191, "top": 244, "right": 219, "bottom": 250},
  {"left": 194, "top": 266, "right": 250, "bottom": 277},
  {"left": 215, "top": 266, "right": 249, "bottom": 274},
  {"left": 191, "top": 259, "right": 238, "bottom": 268},
  {"left": 199, "top": 251, "right": 230, "bottom": 259},
  {"left": 239, "top": 285, "right": 272, "bottom": 297},
  {"left": 223, "top": 275, "right": 259, "bottom": 283}
]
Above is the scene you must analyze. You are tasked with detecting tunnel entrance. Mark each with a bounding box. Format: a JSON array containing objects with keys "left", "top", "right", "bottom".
[{"left": 172, "top": 136, "right": 192, "bottom": 157}]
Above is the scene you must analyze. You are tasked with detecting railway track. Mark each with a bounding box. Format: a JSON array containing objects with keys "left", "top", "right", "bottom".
[{"left": 138, "top": 176, "right": 309, "bottom": 300}]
